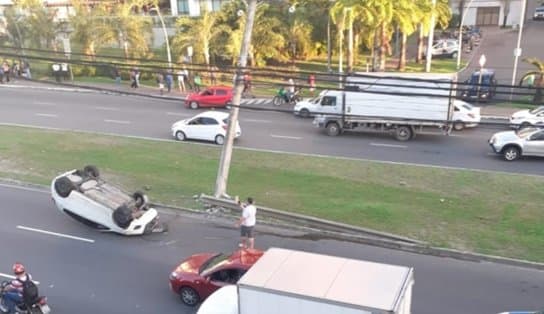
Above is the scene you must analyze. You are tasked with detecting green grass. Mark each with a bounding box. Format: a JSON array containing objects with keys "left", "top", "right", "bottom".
[{"left": 0, "top": 125, "right": 543, "bottom": 262}]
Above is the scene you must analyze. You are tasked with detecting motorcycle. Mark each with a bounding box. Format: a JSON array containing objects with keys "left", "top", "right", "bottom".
[
  {"left": 273, "top": 87, "right": 302, "bottom": 106},
  {"left": 0, "top": 281, "right": 51, "bottom": 314}
]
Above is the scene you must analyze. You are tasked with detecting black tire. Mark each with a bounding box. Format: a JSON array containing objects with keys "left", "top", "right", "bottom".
[
  {"left": 326, "top": 122, "right": 341, "bottom": 136},
  {"left": 215, "top": 134, "right": 225, "bottom": 145},
  {"left": 113, "top": 205, "right": 133, "bottom": 229},
  {"left": 502, "top": 146, "right": 520, "bottom": 161},
  {"left": 175, "top": 131, "right": 186, "bottom": 141},
  {"left": 453, "top": 121, "right": 465, "bottom": 131},
  {"left": 179, "top": 286, "right": 200, "bottom": 306},
  {"left": 299, "top": 109, "right": 310, "bottom": 118},
  {"left": 189, "top": 101, "right": 199, "bottom": 109},
  {"left": 83, "top": 165, "right": 100, "bottom": 178},
  {"left": 395, "top": 126, "right": 413, "bottom": 141},
  {"left": 54, "top": 176, "right": 75, "bottom": 198},
  {"left": 272, "top": 96, "right": 284, "bottom": 106},
  {"left": 133, "top": 191, "right": 148, "bottom": 209}
]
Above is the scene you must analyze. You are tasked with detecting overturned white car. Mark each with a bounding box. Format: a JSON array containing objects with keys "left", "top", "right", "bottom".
[{"left": 51, "top": 165, "right": 167, "bottom": 235}]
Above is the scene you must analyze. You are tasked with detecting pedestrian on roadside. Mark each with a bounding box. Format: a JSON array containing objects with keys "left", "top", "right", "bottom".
[
  {"left": 184, "top": 66, "right": 193, "bottom": 91},
  {"left": 165, "top": 70, "right": 173, "bottom": 93},
  {"left": 210, "top": 65, "right": 218, "bottom": 85},
  {"left": 235, "top": 196, "right": 257, "bottom": 249},
  {"left": 113, "top": 66, "right": 122, "bottom": 86},
  {"left": 2, "top": 61, "right": 11, "bottom": 83},
  {"left": 0, "top": 66, "right": 4, "bottom": 84},
  {"left": 176, "top": 68, "right": 186, "bottom": 92},
  {"left": 308, "top": 74, "right": 316, "bottom": 96},
  {"left": 134, "top": 68, "right": 140, "bottom": 88},
  {"left": 130, "top": 68, "right": 137, "bottom": 88},
  {"left": 243, "top": 71, "right": 252, "bottom": 96},
  {"left": 193, "top": 72, "right": 202, "bottom": 92},
  {"left": 156, "top": 72, "right": 165, "bottom": 95}
]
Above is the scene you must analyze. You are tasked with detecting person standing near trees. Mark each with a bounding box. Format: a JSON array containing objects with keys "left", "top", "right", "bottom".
[{"left": 235, "top": 197, "right": 257, "bottom": 249}]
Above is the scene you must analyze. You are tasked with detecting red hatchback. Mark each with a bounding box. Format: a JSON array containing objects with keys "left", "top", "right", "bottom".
[
  {"left": 169, "top": 249, "right": 263, "bottom": 306},
  {"left": 185, "top": 86, "right": 233, "bottom": 109}
]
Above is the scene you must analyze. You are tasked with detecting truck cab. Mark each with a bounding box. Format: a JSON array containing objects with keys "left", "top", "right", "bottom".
[
  {"left": 461, "top": 69, "right": 497, "bottom": 102},
  {"left": 293, "top": 90, "right": 343, "bottom": 118}
]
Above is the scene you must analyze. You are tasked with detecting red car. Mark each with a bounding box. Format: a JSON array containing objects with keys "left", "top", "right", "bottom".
[
  {"left": 185, "top": 86, "right": 233, "bottom": 109},
  {"left": 169, "top": 249, "right": 263, "bottom": 306}
]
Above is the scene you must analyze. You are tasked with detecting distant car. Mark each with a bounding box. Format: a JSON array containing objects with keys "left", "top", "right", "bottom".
[
  {"left": 509, "top": 106, "right": 544, "bottom": 129},
  {"left": 171, "top": 111, "right": 241, "bottom": 145},
  {"left": 461, "top": 69, "right": 497, "bottom": 102},
  {"left": 489, "top": 127, "right": 544, "bottom": 161},
  {"left": 169, "top": 249, "right": 264, "bottom": 307},
  {"left": 51, "top": 165, "right": 166, "bottom": 235},
  {"left": 185, "top": 86, "right": 233, "bottom": 109},
  {"left": 428, "top": 39, "right": 459, "bottom": 59},
  {"left": 533, "top": 6, "right": 544, "bottom": 20},
  {"left": 452, "top": 100, "right": 481, "bottom": 130}
]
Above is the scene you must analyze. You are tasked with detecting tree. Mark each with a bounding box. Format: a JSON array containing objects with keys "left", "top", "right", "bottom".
[
  {"left": 520, "top": 58, "right": 544, "bottom": 105},
  {"left": 415, "top": 0, "right": 451, "bottom": 64},
  {"left": 7, "top": 0, "right": 59, "bottom": 49},
  {"left": 393, "top": 0, "right": 421, "bottom": 71},
  {"left": 69, "top": 0, "right": 111, "bottom": 59}
]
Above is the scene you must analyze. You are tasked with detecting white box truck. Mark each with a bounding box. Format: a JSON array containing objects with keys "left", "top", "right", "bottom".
[
  {"left": 310, "top": 72, "right": 457, "bottom": 141},
  {"left": 197, "top": 247, "right": 414, "bottom": 314}
]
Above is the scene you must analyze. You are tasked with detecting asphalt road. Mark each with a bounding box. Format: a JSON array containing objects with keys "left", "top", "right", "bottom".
[
  {"left": 1, "top": 183, "right": 543, "bottom": 314},
  {"left": 0, "top": 87, "right": 542, "bottom": 176}
]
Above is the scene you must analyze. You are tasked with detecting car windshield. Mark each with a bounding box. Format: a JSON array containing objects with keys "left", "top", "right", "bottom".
[
  {"left": 310, "top": 97, "right": 321, "bottom": 104},
  {"left": 470, "top": 75, "right": 492, "bottom": 84},
  {"left": 461, "top": 103, "right": 474, "bottom": 110},
  {"left": 199, "top": 253, "right": 230, "bottom": 274},
  {"left": 529, "top": 106, "right": 544, "bottom": 114},
  {"left": 517, "top": 127, "right": 539, "bottom": 138}
]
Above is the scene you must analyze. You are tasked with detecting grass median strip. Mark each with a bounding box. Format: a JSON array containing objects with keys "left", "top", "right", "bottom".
[{"left": 1, "top": 125, "right": 543, "bottom": 262}]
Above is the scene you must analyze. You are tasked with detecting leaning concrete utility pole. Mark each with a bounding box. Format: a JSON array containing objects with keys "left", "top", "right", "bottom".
[{"left": 214, "top": 0, "right": 257, "bottom": 198}]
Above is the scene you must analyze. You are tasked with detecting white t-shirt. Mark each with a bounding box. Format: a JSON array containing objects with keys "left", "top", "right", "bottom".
[{"left": 242, "top": 204, "right": 256, "bottom": 227}]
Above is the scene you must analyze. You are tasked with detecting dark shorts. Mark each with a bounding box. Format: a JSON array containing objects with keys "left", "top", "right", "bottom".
[{"left": 240, "top": 225, "right": 254, "bottom": 238}]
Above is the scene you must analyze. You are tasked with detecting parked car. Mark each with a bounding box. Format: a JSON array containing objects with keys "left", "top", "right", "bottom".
[
  {"left": 185, "top": 86, "right": 233, "bottom": 109},
  {"left": 51, "top": 165, "right": 167, "bottom": 235},
  {"left": 171, "top": 111, "right": 241, "bottom": 145},
  {"left": 169, "top": 249, "right": 264, "bottom": 307},
  {"left": 489, "top": 127, "right": 544, "bottom": 161},
  {"left": 428, "top": 39, "right": 459, "bottom": 59},
  {"left": 461, "top": 69, "right": 497, "bottom": 102},
  {"left": 452, "top": 100, "right": 481, "bottom": 130},
  {"left": 533, "top": 6, "right": 544, "bottom": 20},
  {"left": 509, "top": 106, "right": 544, "bottom": 128}
]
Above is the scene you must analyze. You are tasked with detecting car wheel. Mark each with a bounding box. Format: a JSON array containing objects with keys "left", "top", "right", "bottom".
[
  {"left": 395, "top": 126, "right": 413, "bottom": 141},
  {"left": 326, "top": 122, "right": 340, "bottom": 136},
  {"left": 133, "top": 191, "right": 148, "bottom": 209},
  {"left": 300, "top": 109, "right": 310, "bottom": 118},
  {"left": 272, "top": 96, "right": 283, "bottom": 106},
  {"left": 179, "top": 286, "right": 200, "bottom": 307},
  {"left": 189, "top": 101, "right": 199, "bottom": 109},
  {"left": 83, "top": 165, "right": 100, "bottom": 178},
  {"left": 453, "top": 121, "right": 465, "bottom": 131},
  {"left": 175, "top": 131, "right": 186, "bottom": 141},
  {"left": 451, "top": 51, "right": 458, "bottom": 59},
  {"left": 54, "top": 176, "right": 76, "bottom": 198},
  {"left": 215, "top": 134, "right": 225, "bottom": 145},
  {"left": 502, "top": 146, "right": 520, "bottom": 161}
]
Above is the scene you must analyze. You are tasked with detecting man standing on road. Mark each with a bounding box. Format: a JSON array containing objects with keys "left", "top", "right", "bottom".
[{"left": 235, "top": 197, "right": 257, "bottom": 249}]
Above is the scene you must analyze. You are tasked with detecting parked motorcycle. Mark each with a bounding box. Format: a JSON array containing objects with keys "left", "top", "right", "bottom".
[
  {"left": 273, "top": 87, "right": 302, "bottom": 106},
  {"left": 0, "top": 281, "right": 51, "bottom": 314}
]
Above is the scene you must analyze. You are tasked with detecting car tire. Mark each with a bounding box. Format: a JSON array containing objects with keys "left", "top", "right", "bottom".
[
  {"left": 84, "top": 165, "right": 100, "bottom": 178},
  {"left": 133, "top": 191, "right": 148, "bottom": 209},
  {"left": 502, "top": 146, "right": 520, "bottom": 161},
  {"left": 54, "top": 176, "right": 76, "bottom": 198},
  {"left": 326, "top": 122, "right": 341, "bottom": 136},
  {"left": 175, "top": 131, "right": 186, "bottom": 141},
  {"left": 395, "top": 126, "right": 413, "bottom": 141},
  {"left": 300, "top": 109, "right": 310, "bottom": 118},
  {"left": 189, "top": 101, "right": 199, "bottom": 109},
  {"left": 272, "top": 96, "right": 283, "bottom": 106},
  {"left": 179, "top": 286, "right": 200, "bottom": 307},
  {"left": 453, "top": 121, "right": 465, "bottom": 131},
  {"left": 215, "top": 134, "right": 225, "bottom": 145},
  {"left": 451, "top": 51, "right": 458, "bottom": 59}
]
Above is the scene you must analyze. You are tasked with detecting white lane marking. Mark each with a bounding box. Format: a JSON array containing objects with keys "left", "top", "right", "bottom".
[
  {"left": 370, "top": 143, "right": 407, "bottom": 149},
  {"left": 104, "top": 119, "right": 131, "bottom": 124},
  {"left": 16, "top": 225, "right": 95, "bottom": 243},
  {"left": 94, "top": 106, "right": 120, "bottom": 111},
  {"left": 33, "top": 101, "right": 56, "bottom": 106},
  {"left": 2, "top": 122, "right": 543, "bottom": 179},
  {"left": 166, "top": 112, "right": 191, "bottom": 117},
  {"left": 0, "top": 273, "right": 40, "bottom": 285},
  {"left": 270, "top": 134, "right": 302, "bottom": 140},
  {"left": 243, "top": 119, "right": 271, "bottom": 123},
  {"left": 35, "top": 113, "right": 58, "bottom": 118}
]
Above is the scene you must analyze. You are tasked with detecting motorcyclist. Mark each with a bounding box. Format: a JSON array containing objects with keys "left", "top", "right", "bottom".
[{"left": 0, "top": 263, "right": 32, "bottom": 313}]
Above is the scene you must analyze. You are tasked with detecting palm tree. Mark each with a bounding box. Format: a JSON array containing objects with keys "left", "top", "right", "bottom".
[
  {"left": 172, "top": 8, "right": 226, "bottom": 65},
  {"left": 519, "top": 57, "right": 544, "bottom": 85},
  {"left": 415, "top": 0, "right": 451, "bottom": 64},
  {"left": 392, "top": 0, "right": 420, "bottom": 71},
  {"left": 9, "top": 0, "right": 59, "bottom": 49},
  {"left": 69, "top": 0, "right": 111, "bottom": 59}
]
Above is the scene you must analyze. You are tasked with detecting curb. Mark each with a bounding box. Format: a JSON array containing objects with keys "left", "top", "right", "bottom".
[{"left": 200, "top": 194, "right": 544, "bottom": 270}]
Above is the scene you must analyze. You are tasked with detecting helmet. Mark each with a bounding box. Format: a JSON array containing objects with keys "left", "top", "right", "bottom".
[{"left": 12, "top": 263, "right": 25, "bottom": 275}]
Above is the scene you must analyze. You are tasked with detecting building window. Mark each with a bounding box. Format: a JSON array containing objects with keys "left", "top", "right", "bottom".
[
  {"left": 178, "top": 0, "right": 189, "bottom": 14},
  {"left": 211, "top": 0, "right": 227, "bottom": 11}
]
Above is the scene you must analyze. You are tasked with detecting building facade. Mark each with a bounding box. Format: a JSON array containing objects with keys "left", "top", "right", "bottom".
[
  {"left": 450, "top": 0, "right": 524, "bottom": 26},
  {"left": 170, "top": 0, "right": 230, "bottom": 16}
]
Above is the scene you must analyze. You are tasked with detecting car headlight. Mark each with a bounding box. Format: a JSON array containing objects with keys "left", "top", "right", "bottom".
[
  {"left": 489, "top": 136, "right": 496, "bottom": 144},
  {"left": 169, "top": 272, "right": 178, "bottom": 280}
]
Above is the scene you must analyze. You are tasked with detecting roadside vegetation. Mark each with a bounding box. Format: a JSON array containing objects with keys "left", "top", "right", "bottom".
[{"left": 0, "top": 125, "right": 543, "bottom": 262}]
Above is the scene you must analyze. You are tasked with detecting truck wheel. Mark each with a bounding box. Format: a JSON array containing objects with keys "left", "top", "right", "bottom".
[
  {"left": 326, "top": 122, "right": 341, "bottom": 136},
  {"left": 299, "top": 109, "right": 310, "bottom": 118},
  {"left": 179, "top": 286, "right": 200, "bottom": 306},
  {"left": 453, "top": 121, "right": 465, "bottom": 131},
  {"left": 502, "top": 146, "right": 520, "bottom": 161},
  {"left": 395, "top": 126, "right": 413, "bottom": 141},
  {"left": 54, "top": 176, "right": 76, "bottom": 198},
  {"left": 84, "top": 165, "right": 100, "bottom": 178}
]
